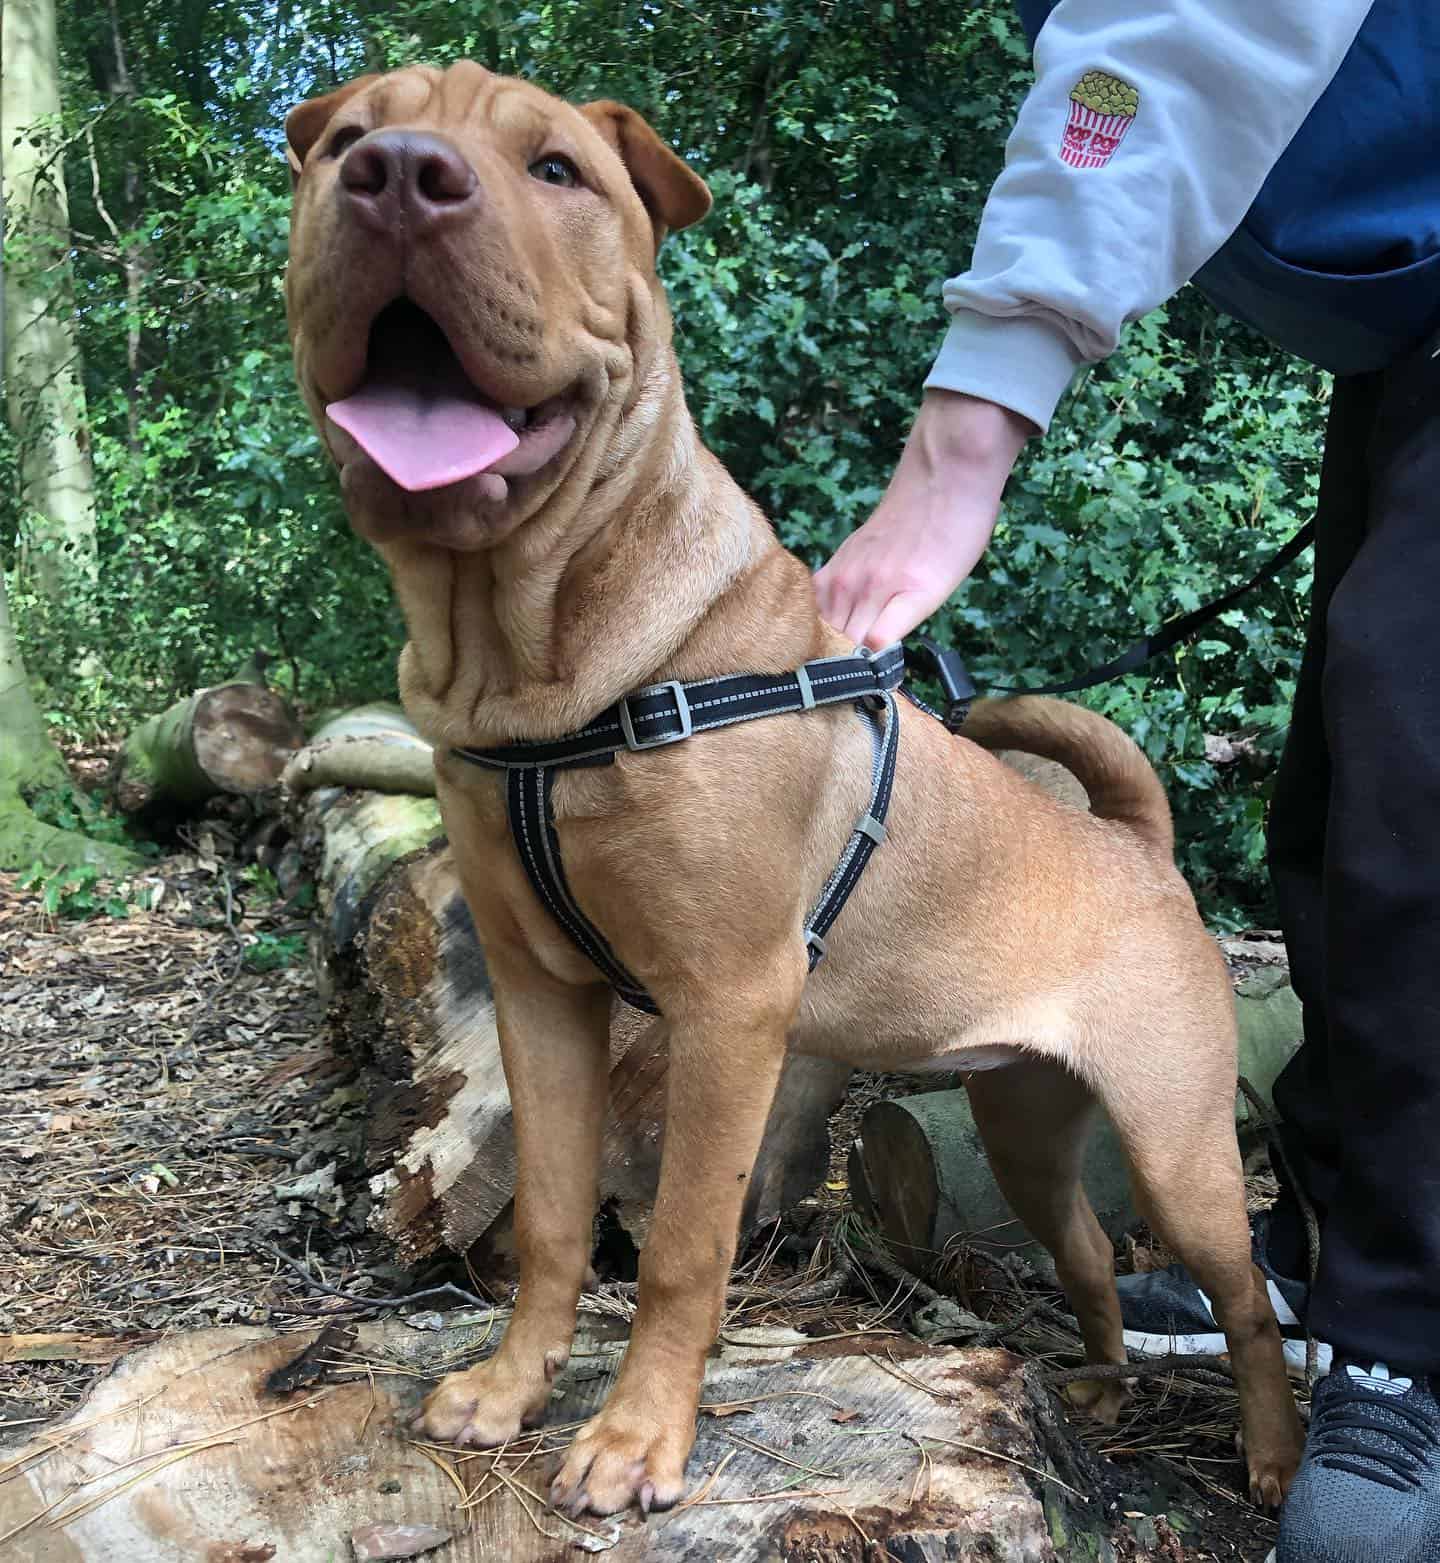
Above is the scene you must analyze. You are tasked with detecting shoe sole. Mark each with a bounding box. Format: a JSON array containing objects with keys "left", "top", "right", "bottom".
[{"left": 1121, "top": 1329, "right": 1332, "bottom": 1377}]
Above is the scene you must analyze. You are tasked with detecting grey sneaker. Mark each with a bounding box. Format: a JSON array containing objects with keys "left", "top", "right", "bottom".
[
  {"left": 1116, "top": 1211, "right": 1331, "bottom": 1375},
  {"left": 1269, "top": 1363, "right": 1440, "bottom": 1562}
]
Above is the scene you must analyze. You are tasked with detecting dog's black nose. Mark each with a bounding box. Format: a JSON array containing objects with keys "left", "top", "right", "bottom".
[{"left": 340, "top": 131, "right": 478, "bottom": 233}]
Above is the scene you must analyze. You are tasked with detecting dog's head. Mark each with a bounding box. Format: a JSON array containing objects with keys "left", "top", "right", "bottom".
[{"left": 285, "top": 63, "right": 710, "bottom": 551}]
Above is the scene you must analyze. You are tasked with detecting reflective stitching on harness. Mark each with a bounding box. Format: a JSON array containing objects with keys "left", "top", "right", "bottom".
[
  {"left": 453, "top": 647, "right": 907, "bottom": 770},
  {"left": 513, "top": 769, "right": 572, "bottom": 942},
  {"left": 511, "top": 767, "right": 656, "bottom": 1010},
  {"left": 805, "top": 693, "right": 897, "bottom": 952}
]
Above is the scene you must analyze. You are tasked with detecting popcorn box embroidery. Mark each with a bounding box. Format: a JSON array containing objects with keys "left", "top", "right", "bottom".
[{"left": 1062, "top": 70, "right": 1139, "bottom": 168}]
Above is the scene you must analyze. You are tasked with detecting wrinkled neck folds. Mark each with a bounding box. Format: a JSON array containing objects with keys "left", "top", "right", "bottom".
[{"left": 384, "top": 348, "right": 765, "bottom": 749}]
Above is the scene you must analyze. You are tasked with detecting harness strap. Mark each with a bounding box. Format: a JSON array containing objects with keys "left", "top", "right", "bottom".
[
  {"left": 487, "top": 682, "right": 901, "bottom": 1017},
  {"left": 805, "top": 692, "right": 899, "bottom": 960},
  {"left": 453, "top": 643, "right": 906, "bottom": 770},
  {"left": 506, "top": 766, "right": 661, "bottom": 1014}
]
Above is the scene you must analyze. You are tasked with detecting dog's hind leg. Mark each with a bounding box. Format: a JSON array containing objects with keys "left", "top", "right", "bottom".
[
  {"left": 965, "top": 1057, "right": 1130, "bottom": 1421},
  {"left": 1089, "top": 991, "right": 1304, "bottom": 1508},
  {"left": 411, "top": 965, "right": 612, "bottom": 1450}
]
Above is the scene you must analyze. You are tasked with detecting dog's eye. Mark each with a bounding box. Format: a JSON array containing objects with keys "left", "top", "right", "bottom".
[
  {"left": 326, "top": 125, "right": 365, "bottom": 159},
  {"left": 528, "top": 154, "right": 580, "bottom": 188}
]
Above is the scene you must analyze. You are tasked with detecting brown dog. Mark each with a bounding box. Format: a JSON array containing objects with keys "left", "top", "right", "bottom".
[{"left": 285, "top": 63, "right": 1303, "bottom": 1518}]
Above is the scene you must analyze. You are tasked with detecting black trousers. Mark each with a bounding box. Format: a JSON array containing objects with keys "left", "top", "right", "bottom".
[{"left": 1266, "top": 334, "right": 1440, "bottom": 1372}]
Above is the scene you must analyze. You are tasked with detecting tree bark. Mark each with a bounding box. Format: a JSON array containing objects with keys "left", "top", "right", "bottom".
[
  {"left": 281, "top": 702, "right": 437, "bottom": 797},
  {"left": 109, "top": 680, "right": 304, "bottom": 814},
  {"left": 1, "top": 0, "right": 99, "bottom": 596},
  {"left": 290, "top": 708, "right": 849, "bottom": 1266},
  {"left": 84, "top": 0, "right": 146, "bottom": 444}
]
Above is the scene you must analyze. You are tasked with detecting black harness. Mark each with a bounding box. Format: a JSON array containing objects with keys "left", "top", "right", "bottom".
[{"left": 451, "top": 644, "right": 907, "bottom": 1015}]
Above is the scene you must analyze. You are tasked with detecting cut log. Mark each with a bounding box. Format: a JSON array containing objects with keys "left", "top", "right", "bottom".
[
  {"left": 110, "top": 680, "right": 303, "bottom": 814},
  {"left": 0, "top": 1314, "right": 1152, "bottom": 1561},
  {"left": 293, "top": 707, "right": 847, "bottom": 1267},
  {"left": 852, "top": 1090, "right": 1137, "bottom": 1274},
  {"left": 283, "top": 702, "right": 437, "bottom": 798}
]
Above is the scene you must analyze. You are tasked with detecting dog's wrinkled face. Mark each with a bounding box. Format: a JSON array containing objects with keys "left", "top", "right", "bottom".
[{"left": 285, "top": 63, "right": 710, "bottom": 550}]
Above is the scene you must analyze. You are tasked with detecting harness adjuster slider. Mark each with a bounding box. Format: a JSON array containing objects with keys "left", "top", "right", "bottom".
[
  {"left": 618, "top": 680, "right": 693, "bottom": 751},
  {"left": 856, "top": 813, "right": 887, "bottom": 846}
]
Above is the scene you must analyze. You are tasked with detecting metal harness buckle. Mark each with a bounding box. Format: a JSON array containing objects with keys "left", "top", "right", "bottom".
[{"left": 618, "top": 680, "right": 694, "bottom": 751}]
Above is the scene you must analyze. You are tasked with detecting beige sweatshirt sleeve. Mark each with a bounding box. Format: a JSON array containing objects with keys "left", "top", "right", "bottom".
[{"left": 924, "top": 0, "right": 1375, "bottom": 431}]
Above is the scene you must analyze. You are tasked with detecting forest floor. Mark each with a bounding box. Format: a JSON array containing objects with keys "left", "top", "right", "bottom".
[{"left": 0, "top": 779, "right": 1298, "bottom": 1561}]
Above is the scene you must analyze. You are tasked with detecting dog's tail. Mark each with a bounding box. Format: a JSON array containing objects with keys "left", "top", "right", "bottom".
[{"left": 960, "top": 695, "right": 1174, "bottom": 859}]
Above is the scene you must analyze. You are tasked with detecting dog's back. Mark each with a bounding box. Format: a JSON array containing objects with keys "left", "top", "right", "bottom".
[{"left": 961, "top": 694, "right": 1174, "bottom": 860}]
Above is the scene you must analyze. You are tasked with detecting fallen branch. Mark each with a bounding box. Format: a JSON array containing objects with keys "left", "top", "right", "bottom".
[
  {"left": 1045, "top": 1356, "right": 1235, "bottom": 1388},
  {"left": 245, "top": 1238, "right": 488, "bottom": 1314}
]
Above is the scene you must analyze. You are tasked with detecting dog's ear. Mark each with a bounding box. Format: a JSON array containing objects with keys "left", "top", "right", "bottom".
[
  {"left": 579, "top": 100, "right": 711, "bottom": 249},
  {"left": 284, "top": 76, "right": 379, "bottom": 187}
]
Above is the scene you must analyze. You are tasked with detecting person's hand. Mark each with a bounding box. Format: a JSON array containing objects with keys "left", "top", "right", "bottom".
[{"left": 814, "top": 390, "right": 1033, "bottom": 649}]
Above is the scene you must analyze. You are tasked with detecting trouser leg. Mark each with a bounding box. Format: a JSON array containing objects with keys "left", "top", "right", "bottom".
[{"left": 1267, "top": 344, "right": 1440, "bottom": 1369}]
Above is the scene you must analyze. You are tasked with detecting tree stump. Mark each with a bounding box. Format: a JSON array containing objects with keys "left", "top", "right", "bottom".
[{"left": 0, "top": 1316, "right": 1145, "bottom": 1561}]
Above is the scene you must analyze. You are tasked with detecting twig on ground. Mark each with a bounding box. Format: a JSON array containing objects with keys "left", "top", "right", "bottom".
[
  {"left": 722, "top": 1430, "right": 840, "bottom": 1481},
  {"left": 245, "top": 1239, "right": 488, "bottom": 1313},
  {"left": 1045, "top": 1356, "right": 1235, "bottom": 1387},
  {"left": 674, "top": 1448, "right": 737, "bottom": 1511}
]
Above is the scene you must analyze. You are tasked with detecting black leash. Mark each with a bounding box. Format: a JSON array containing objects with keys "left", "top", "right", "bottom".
[{"left": 906, "top": 520, "right": 1314, "bottom": 728}]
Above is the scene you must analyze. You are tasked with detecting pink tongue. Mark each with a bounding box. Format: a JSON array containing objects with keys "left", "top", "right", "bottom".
[{"left": 326, "top": 383, "right": 519, "bottom": 493}]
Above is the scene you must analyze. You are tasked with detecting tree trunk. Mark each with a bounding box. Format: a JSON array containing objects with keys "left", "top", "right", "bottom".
[
  {"left": 289, "top": 708, "right": 849, "bottom": 1266},
  {"left": 1, "top": 0, "right": 99, "bottom": 596},
  {"left": 83, "top": 0, "right": 147, "bottom": 443},
  {"left": 281, "top": 702, "right": 437, "bottom": 797},
  {"left": 0, "top": 572, "right": 135, "bottom": 871},
  {"left": 109, "top": 680, "right": 304, "bottom": 814}
]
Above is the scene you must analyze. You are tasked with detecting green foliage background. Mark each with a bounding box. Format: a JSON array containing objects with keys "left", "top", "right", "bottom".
[{"left": 4, "top": 0, "right": 1323, "bottom": 923}]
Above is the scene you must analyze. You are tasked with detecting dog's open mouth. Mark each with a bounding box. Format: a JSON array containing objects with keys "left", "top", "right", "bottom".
[{"left": 325, "top": 299, "right": 574, "bottom": 493}]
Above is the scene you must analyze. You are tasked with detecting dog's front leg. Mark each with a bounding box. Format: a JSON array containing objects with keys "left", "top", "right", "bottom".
[
  {"left": 550, "top": 974, "right": 800, "bottom": 1517},
  {"left": 411, "top": 966, "right": 611, "bottom": 1448}
]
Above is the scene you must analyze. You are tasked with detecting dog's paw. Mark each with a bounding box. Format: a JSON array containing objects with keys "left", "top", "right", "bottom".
[
  {"left": 1239, "top": 1422, "right": 1303, "bottom": 1510},
  {"left": 1246, "top": 1446, "right": 1299, "bottom": 1511},
  {"left": 409, "top": 1356, "right": 552, "bottom": 1449},
  {"left": 1063, "top": 1374, "right": 1132, "bottom": 1425},
  {"left": 549, "top": 1405, "right": 693, "bottom": 1517}
]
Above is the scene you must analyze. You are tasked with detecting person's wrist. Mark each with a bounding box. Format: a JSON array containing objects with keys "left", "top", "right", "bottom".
[{"left": 908, "top": 390, "right": 1032, "bottom": 490}]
